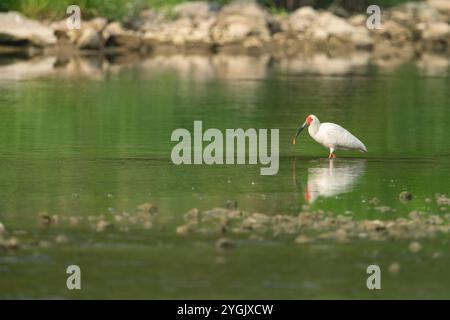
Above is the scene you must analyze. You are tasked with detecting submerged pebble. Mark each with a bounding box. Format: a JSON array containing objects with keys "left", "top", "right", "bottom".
[
  {"left": 409, "top": 241, "right": 422, "bottom": 253},
  {"left": 295, "top": 235, "right": 312, "bottom": 244},
  {"left": 143, "top": 221, "right": 152, "bottom": 229},
  {"left": 69, "top": 216, "right": 80, "bottom": 227},
  {"left": 215, "top": 237, "right": 235, "bottom": 251},
  {"left": 429, "top": 215, "right": 444, "bottom": 225},
  {"left": 0, "top": 237, "right": 19, "bottom": 249},
  {"left": 242, "top": 213, "right": 271, "bottom": 230},
  {"left": 13, "top": 230, "right": 27, "bottom": 236},
  {"left": 38, "top": 212, "right": 55, "bottom": 227},
  {"left": 96, "top": 220, "right": 112, "bottom": 232},
  {"left": 175, "top": 206, "right": 450, "bottom": 244},
  {"left": 137, "top": 203, "right": 158, "bottom": 215},
  {"left": 120, "top": 226, "right": 130, "bottom": 233},
  {"left": 388, "top": 262, "right": 401, "bottom": 275},
  {"left": 432, "top": 252, "right": 441, "bottom": 259},
  {"left": 215, "top": 256, "right": 227, "bottom": 264},
  {"left": 176, "top": 224, "right": 195, "bottom": 235},
  {"left": 374, "top": 206, "right": 392, "bottom": 213},
  {"left": 436, "top": 194, "right": 450, "bottom": 206},
  {"left": 248, "top": 234, "right": 264, "bottom": 241},
  {"left": 399, "top": 191, "right": 413, "bottom": 203},
  {"left": 408, "top": 211, "right": 420, "bottom": 220},
  {"left": 183, "top": 208, "right": 199, "bottom": 224},
  {"left": 39, "top": 240, "right": 51, "bottom": 248},
  {"left": 51, "top": 215, "right": 60, "bottom": 224},
  {"left": 55, "top": 234, "right": 69, "bottom": 244},
  {"left": 226, "top": 200, "right": 238, "bottom": 210}
]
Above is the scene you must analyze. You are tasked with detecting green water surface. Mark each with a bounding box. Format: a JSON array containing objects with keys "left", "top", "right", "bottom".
[{"left": 0, "top": 56, "right": 449, "bottom": 299}]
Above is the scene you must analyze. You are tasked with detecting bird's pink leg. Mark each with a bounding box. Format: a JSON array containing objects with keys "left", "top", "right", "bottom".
[{"left": 328, "top": 148, "right": 336, "bottom": 159}]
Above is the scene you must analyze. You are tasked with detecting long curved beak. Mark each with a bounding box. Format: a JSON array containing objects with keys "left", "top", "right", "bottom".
[{"left": 292, "top": 122, "right": 307, "bottom": 145}]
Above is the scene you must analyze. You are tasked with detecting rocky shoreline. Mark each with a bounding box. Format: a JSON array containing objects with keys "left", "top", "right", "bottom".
[{"left": 0, "top": 0, "right": 449, "bottom": 63}]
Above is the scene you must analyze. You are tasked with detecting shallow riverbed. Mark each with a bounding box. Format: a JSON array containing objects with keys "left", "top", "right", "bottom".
[{"left": 0, "top": 54, "right": 449, "bottom": 298}]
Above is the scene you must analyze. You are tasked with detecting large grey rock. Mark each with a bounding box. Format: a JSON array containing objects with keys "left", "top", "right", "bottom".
[
  {"left": 86, "top": 18, "right": 108, "bottom": 32},
  {"left": 211, "top": 0, "right": 274, "bottom": 45},
  {"left": 348, "top": 14, "right": 367, "bottom": 27},
  {"left": 422, "top": 21, "right": 450, "bottom": 40},
  {"left": 51, "top": 18, "right": 107, "bottom": 49},
  {"left": 142, "top": 2, "right": 218, "bottom": 49},
  {"left": 352, "top": 26, "right": 373, "bottom": 48},
  {"left": 0, "top": 12, "right": 57, "bottom": 46},
  {"left": 143, "top": 1, "right": 276, "bottom": 51},
  {"left": 103, "top": 22, "right": 141, "bottom": 50},
  {"left": 309, "top": 11, "right": 371, "bottom": 49},
  {"left": 76, "top": 28, "right": 102, "bottom": 49},
  {"left": 427, "top": 0, "right": 450, "bottom": 16},
  {"left": 289, "top": 6, "right": 319, "bottom": 32},
  {"left": 143, "top": 16, "right": 216, "bottom": 48},
  {"left": 373, "top": 20, "right": 413, "bottom": 45},
  {"left": 388, "top": 2, "right": 442, "bottom": 27},
  {"left": 289, "top": 9, "right": 369, "bottom": 47},
  {"left": 314, "top": 12, "right": 356, "bottom": 40},
  {"left": 421, "top": 21, "right": 450, "bottom": 52}
]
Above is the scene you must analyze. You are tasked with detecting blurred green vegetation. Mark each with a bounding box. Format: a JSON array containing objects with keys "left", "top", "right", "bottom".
[
  {"left": 264, "top": 0, "right": 414, "bottom": 12},
  {"left": 0, "top": 0, "right": 416, "bottom": 20},
  {"left": 0, "top": 0, "right": 144, "bottom": 20}
]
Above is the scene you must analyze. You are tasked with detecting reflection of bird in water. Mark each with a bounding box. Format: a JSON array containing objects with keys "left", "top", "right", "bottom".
[{"left": 303, "top": 159, "right": 366, "bottom": 204}]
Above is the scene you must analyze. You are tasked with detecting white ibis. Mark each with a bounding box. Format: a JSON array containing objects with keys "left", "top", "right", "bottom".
[{"left": 292, "top": 115, "right": 367, "bottom": 158}]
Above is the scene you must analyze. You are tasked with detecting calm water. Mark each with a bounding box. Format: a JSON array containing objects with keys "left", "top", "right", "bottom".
[{"left": 0, "top": 55, "right": 449, "bottom": 298}]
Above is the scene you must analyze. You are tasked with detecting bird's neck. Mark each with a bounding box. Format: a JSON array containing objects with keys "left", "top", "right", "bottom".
[{"left": 308, "top": 121, "right": 320, "bottom": 136}]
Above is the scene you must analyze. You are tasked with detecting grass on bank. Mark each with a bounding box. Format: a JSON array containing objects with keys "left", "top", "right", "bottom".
[{"left": 0, "top": 0, "right": 414, "bottom": 21}]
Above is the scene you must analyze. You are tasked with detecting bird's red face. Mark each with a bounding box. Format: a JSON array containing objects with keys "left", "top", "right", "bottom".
[{"left": 292, "top": 115, "right": 314, "bottom": 145}]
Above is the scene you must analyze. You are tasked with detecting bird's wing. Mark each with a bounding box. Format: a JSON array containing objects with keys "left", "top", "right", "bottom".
[{"left": 320, "top": 123, "right": 366, "bottom": 151}]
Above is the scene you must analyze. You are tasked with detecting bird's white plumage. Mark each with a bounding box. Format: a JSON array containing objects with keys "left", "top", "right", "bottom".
[
  {"left": 305, "top": 115, "right": 367, "bottom": 155},
  {"left": 312, "top": 123, "right": 367, "bottom": 152}
]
